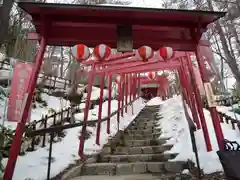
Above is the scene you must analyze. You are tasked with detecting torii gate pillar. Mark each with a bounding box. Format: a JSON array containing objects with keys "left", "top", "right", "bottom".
[{"left": 195, "top": 43, "right": 224, "bottom": 150}]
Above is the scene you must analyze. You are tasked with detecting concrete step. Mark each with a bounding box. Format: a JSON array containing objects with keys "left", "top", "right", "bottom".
[
  {"left": 113, "top": 145, "right": 173, "bottom": 155},
  {"left": 122, "top": 138, "right": 167, "bottom": 147},
  {"left": 124, "top": 132, "right": 162, "bottom": 140},
  {"left": 98, "top": 153, "right": 178, "bottom": 163},
  {"left": 80, "top": 161, "right": 187, "bottom": 175}
]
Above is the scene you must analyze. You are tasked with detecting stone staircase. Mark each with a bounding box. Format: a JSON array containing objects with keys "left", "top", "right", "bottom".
[{"left": 65, "top": 105, "right": 189, "bottom": 180}]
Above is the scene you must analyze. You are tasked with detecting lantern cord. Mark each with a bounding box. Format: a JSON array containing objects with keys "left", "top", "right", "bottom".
[{"left": 2, "top": 58, "right": 14, "bottom": 129}]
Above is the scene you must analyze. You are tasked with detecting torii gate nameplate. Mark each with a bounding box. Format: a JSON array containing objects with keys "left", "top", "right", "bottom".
[{"left": 117, "top": 25, "right": 133, "bottom": 52}]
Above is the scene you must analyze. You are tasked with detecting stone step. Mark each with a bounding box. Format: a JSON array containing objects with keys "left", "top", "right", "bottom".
[
  {"left": 80, "top": 161, "right": 187, "bottom": 175},
  {"left": 122, "top": 138, "right": 167, "bottom": 147},
  {"left": 140, "top": 109, "right": 159, "bottom": 113},
  {"left": 133, "top": 120, "right": 159, "bottom": 125},
  {"left": 113, "top": 145, "right": 173, "bottom": 155},
  {"left": 68, "top": 174, "right": 160, "bottom": 180},
  {"left": 68, "top": 173, "right": 193, "bottom": 180},
  {"left": 137, "top": 113, "right": 158, "bottom": 116},
  {"left": 136, "top": 116, "right": 156, "bottom": 123},
  {"left": 138, "top": 111, "right": 158, "bottom": 114},
  {"left": 129, "top": 126, "right": 159, "bottom": 131},
  {"left": 124, "top": 137, "right": 157, "bottom": 141},
  {"left": 145, "top": 105, "right": 160, "bottom": 108},
  {"left": 98, "top": 153, "right": 178, "bottom": 163},
  {"left": 133, "top": 122, "right": 159, "bottom": 127},
  {"left": 128, "top": 126, "right": 162, "bottom": 131},
  {"left": 124, "top": 132, "right": 162, "bottom": 140},
  {"left": 131, "top": 125, "right": 159, "bottom": 130},
  {"left": 126, "top": 128, "right": 162, "bottom": 135},
  {"left": 141, "top": 109, "right": 160, "bottom": 113}
]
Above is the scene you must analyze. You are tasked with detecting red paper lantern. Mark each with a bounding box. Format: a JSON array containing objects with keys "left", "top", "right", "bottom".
[
  {"left": 158, "top": 47, "right": 174, "bottom": 60},
  {"left": 136, "top": 46, "right": 153, "bottom": 61},
  {"left": 147, "top": 72, "right": 156, "bottom": 80},
  {"left": 71, "top": 44, "right": 90, "bottom": 62},
  {"left": 93, "top": 44, "right": 112, "bottom": 61}
]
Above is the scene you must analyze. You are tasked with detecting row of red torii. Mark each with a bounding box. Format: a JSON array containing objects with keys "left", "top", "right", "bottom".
[
  {"left": 70, "top": 42, "right": 223, "bottom": 156},
  {"left": 4, "top": 42, "right": 224, "bottom": 180},
  {"left": 72, "top": 44, "right": 172, "bottom": 98}
]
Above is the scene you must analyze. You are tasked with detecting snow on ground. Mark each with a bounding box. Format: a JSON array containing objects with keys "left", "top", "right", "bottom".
[
  {"left": 129, "top": 0, "right": 162, "bottom": 8},
  {"left": 74, "top": 100, "right": 119, "bottom": 121},
  {"left": 0, "top": 70, "right": 11, "bottom": 80},
  {"left": 155, "top": 96, "right": 240, "bottom": 174},
  {"left": 146, "top": 96, "right": 162, "bottom": 106},
  {"left": 217, "top": 104, "right": 240, "bottom": 120},
  {"left": 0, "top": 52, "right": 5, "bottom": 61},
  {"left": 0, "top": 93, "right": 70, "bottom": 129},
  {"left": 82, "top": 86, "right": 109, "bottom": 101},
  {"left": 2, "top": 98, "right": 145, "bottom": 180}
]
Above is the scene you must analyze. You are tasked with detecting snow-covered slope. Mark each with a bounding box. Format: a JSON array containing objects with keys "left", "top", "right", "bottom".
[
  {"left": 2, "top": 98, "right": 145, "bottom": 180},
  {"left": 151, "top": 96, "right": 240, "bottom": 174}
]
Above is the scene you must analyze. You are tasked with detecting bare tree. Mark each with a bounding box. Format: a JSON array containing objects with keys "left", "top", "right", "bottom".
[{"left": 0, "top": 0, "right": 14, "bottom": 46}]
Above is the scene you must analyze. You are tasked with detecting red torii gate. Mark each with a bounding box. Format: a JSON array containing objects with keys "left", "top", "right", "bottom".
[{"left": 4, "top": 2, "right": 226, "bottom": 180}]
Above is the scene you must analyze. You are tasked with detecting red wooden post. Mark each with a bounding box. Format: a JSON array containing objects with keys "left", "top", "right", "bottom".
[
  {"left": 157, "top": 82, "right": 160, "bottom": 97},
  {"left": 177, "top": 69, "right": 188, "bottom": 103},
  {"left": 4, "top": 36, "right": 47, "bottom": 180},
  {"left": 180, "top": 58, "right": 201, "bottom": 129},
  {"left": 78, "top": 63, "right": 96, "bottom": 157},
  {"left": 133, "top": 74, "right": 136, "bottom": 99},
  {"left": 132, "top": 74, "right": 134, "bottom": 100},
  {"left": 134, "top": 74, "right": 137, "bottom": 99},
  {"left": 96, "top": 72, "right": 105, "bottom": 145},
  {"left": 117, "top": 77, "right": 122, "bottom": 131},
  {"left": 121, "top": 74, "right": 125, "bottom": 116},
  {"left": 162, "top": 85, "right": 166, "bottom": 100},
  {"left": 195, "top": 47, "right": 224, "bottom": 150},
  {"left": 178, "top": 65, "right": 191, "bottom": 105},
  {"left": 107, "top": 74, "right": 112, "bottom": 134},
  {"left": 178, "top": 68, "right": 190, "bottom": 104},
  {"left": 129, "top": 74, "right": 132, "bottom": 102},
  {"left": 185, "top": 52, "right": 212, "bottom": 151},
  {"left": 131, "top": 74, "right": 134, "bottom": 99},
  {"left": 137, "top": 73, "right": 141, "bottom": 98},
  {"left": 135, "top": 73, "right": 138, "bottom": 98},
  {"left": 125, "top": 74, "right": 128, "bottom": 113}
]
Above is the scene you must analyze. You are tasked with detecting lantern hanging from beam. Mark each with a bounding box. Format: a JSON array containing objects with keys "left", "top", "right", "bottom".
[
  {"left": 158, "top": 47, "right": 174, "bottom": 60},
  {"left": 147, "top": 72, "right": 156, "bottom": 80},
  {"left": 136, "top": 46, "right": 153, "bottom": 61},
  {"left": 71, "top": 44, "right": 90, "bottom": 62},
  {"left": 93, "top": 44, "right": 112, "bottom": 61}
]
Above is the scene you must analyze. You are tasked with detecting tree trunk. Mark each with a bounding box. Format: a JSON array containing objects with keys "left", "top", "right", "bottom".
[
  {"left": 207, "top": 0, "right": 240, "bottom": 84},
  {"left": 60, "top": 46, "right": 64, "bottom": 77},
  {"left": 227, "top": 20, "right": 240, "bottom": 57},
  {"left": 0, "top": 0, "right": 14, "bottom": 46}
]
